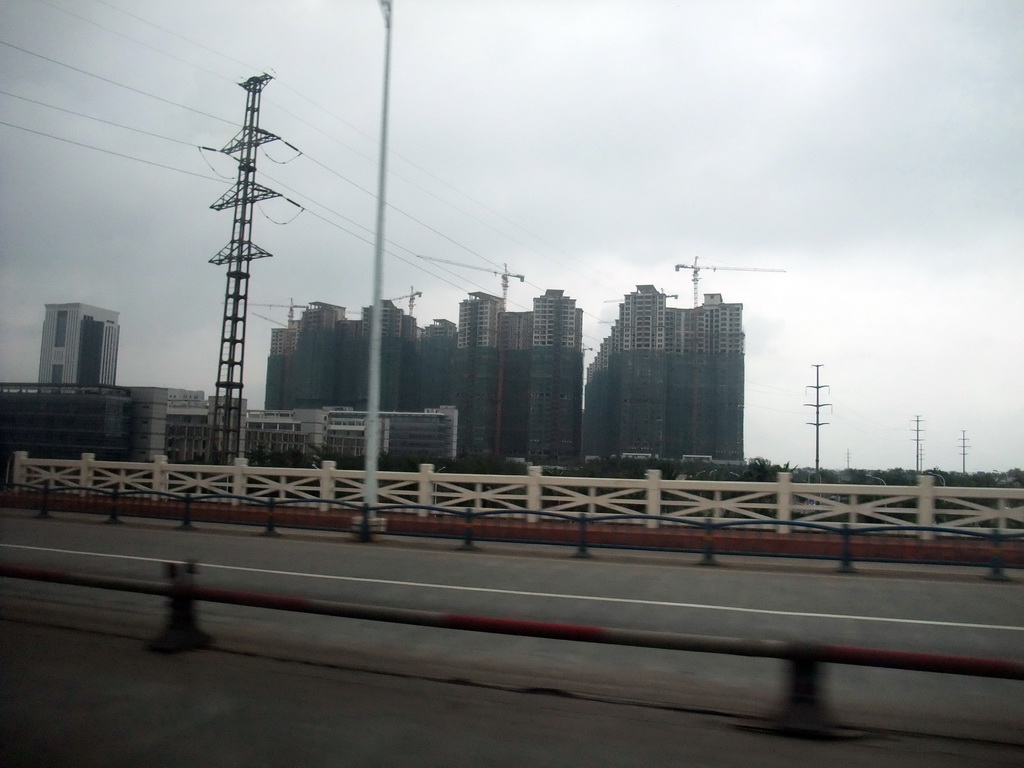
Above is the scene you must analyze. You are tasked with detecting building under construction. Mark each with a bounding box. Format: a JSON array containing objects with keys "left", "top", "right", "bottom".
[
  {"left": 584, "top": 287, "right": 744, "bottom": 462},
  {"left": 265, "top": 300, "right": 419, "bottom": 412},
  {"left": 455, "top": 289, "right": 583, "bottom": 462},
  {"left": 266, "top": 289, "right": 583, "bottom": 461}
]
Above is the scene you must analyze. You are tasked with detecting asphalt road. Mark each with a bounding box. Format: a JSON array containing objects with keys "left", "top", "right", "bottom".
[{"left": 2, "top": 509, "right": 1022, "bottom": 758}]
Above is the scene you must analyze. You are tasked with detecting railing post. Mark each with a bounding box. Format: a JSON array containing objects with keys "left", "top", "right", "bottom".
[
  {"left": 985, "top": 528, "right": 1010, "bottom": 582},
  {"left": 13, "top": 451, "right": 29, "bottom": 485},
  {"left": 573, "top": 512, "right": 591, "bottom": 558},
  {"left": 700, "top": 517, "right": 717, "bottom": 566},
  {"left": 916, "top": 474, "right": 935, "bottom": 541},
  {"left": 80, "top": 452, "right": 96, "bottom": 491},
  {"left": 776, "top": 472, "right": 792, "bottom": 534},
  {"left": 358, "top": 504, "right": 372, "bottom": 543},
  {"left": 231, "top": 457, "right": 249, "bottom": 505},
  {"left": 526, "top": 465, "right": 543, "bottom": 523},
  {"left": 152, "top": 455, "right": 169, "bottom": 494},
  {"left": 150, "top": 561, "right": 211, "bottom": 653},
  {"left": 773, "top": 646, "right": 836, "bottom": 737},
  {"left": 262, "top": 499, "right": 280, "bottom": 537},
  {"left": 319, "top": 460, "right": 336, "bottom": 512},
  {"left": 105, "top": 488, "right": 122, "bottom": 524},
  {"left": 837, "top": 524, "right": 856, "bottom": 573},
  {"left": 36, "top": 480, "right": 51, "bottom": 519},
  {"left": 458, "top": 508, "right": 477, "bottom": 551},
  {"left": 418, "top": 463, "right": 435, "bottom": 515},
  {"left": 178, "top": 493, "right": 194, "bottom": 530},
  {"left": 645, "top": 469, "right": 662, "bottom": 529}
]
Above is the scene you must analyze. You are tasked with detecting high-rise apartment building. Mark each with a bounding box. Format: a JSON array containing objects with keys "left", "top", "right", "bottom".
[
  {"left": 529, "top": 290, "right": 584, "bottom": 462},
  {"left": 584, "top": 289, "right": 744, "bottom": 462},
  {"left": 419, "top": 319, "right": 457, "bottom": 409},
  {"left": 38, "top": 303, "right": 120, "bottom": 386},
  {"left": 455, "top": 292, "right": 502, "bottom": 455},
  {"left": 265, "top": 300, "right": 419, "bottom": 413},
  {"left": 454, "top": 289, "right": 583, "bottom": 461},
  {"left": 264, "top": 290, "right": 584, "bottom": 461}
]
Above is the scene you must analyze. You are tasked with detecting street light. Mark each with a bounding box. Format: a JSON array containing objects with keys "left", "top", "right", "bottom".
[{"left": 364, "top": 0, "right": 393, "bottom": 511}]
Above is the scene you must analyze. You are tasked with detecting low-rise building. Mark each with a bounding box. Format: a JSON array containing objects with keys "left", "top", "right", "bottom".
[{"left": 0, "top": 383, "right": 167, "bottom": 464}]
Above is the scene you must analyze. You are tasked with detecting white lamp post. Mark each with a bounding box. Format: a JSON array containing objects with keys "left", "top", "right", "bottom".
[{"left": 364, "top": 0, "right": 393, "bottom": 512}]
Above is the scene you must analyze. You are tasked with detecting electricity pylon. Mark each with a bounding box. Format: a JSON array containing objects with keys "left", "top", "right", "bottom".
[
  {"left": 805, "top": 364, "right": 831, "bottom": 482},
  {"left": 207, "top": 74, "right": 284, "bottom": 464}
]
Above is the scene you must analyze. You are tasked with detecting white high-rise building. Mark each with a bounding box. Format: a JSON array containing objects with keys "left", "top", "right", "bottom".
[{"left": 38, "top": 303, "right": 120, "bottom": 386}]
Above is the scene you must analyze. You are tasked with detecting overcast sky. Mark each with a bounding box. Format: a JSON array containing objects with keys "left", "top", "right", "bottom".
[{"left": 1, "top": 0, "right": 1021, "bottom": 472}]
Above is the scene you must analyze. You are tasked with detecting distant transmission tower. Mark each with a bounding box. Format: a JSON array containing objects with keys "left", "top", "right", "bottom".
[
  {"left": 207, "top": 74, "right": 284, "bottom": 463},
  {"left": 958, "top": 430, "right": 970, "bottom": 473},
  {"left": 911, "top": 415, "right": 925, "bottom": 473},
  {"left": 805, "top": 364, "right": 831, "bottom": 482}
]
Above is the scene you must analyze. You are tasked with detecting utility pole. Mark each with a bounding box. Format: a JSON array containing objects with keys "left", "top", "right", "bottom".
[
  {"left": 365, "top": 0, "right": 394, "bottom": 511},
  {"left": 207, "top": 74, "right": 285, "bottom": 464},
  {"left": 958, "top": 430, "right": 970, "bottom": 474},
  {"left": 911, "top": 416, "right": 925, "bottom": 473},
  {"left": 805, "top": 364, "right": 830, "bottom": 482}
]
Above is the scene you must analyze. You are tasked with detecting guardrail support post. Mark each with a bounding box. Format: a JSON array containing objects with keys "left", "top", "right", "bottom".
[
  {"left": 985, "top": 529, "right": 1010, "bottom": 582},
  {"left": 359, "top": 504, "right": 373, "bottom": 543},
  {"left": 773, "top": 647, "right": 836, "bottom": 738},
  {"left": 178, "top": 493, "right": 194, "bottom": 530},
  {"left": 35, "top": 481, "right": 51, "bottom": 519},
  {"left": 150, "top": 561, "right": 211, "bottom": 653},
  {"left": 700, "top": 518, "right": 717, "bottom": 566},
  {"left": 105, "top": 489, "right": 123, "bottom": 524},
  {"left": 262, "top": 500, "right": 281, "bottom": 537},
  {"left": 573, "top": 512, "right": 591, "bottom": 558},
  {"left": 458, "top": 508, "right": 477, "bottom": 551},
  {"left": 837, "top": 524, "right": 856, "bottom": 574}
]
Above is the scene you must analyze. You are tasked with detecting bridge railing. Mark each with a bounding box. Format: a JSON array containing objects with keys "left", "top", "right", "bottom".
[
  {"left": 9, "top": 451, "right": 1023, "bottom": 532},
  {"left": 3, "top": 478, "right": 1022, "bottom": 576},
  {"left": 2, "top": 559, "right": 1021, "bottom": 738}
]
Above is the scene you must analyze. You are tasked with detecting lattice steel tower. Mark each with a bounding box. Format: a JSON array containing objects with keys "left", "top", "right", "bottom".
[{"left": 208, "top": 74, "right": 282, "bottom": 463}]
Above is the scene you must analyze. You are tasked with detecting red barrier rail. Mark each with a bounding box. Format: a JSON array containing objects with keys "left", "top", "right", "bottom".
[{"left": 2, "top": 562, "right": 1021, "bottom": 737}]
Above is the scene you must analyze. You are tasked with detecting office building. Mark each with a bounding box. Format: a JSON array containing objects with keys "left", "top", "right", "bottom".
[
  {"left": 0, "top": 384, "right": 167, "bottom": 463},
  {"left": 38, "top": 303, "right": 120, "bottom": 386}
]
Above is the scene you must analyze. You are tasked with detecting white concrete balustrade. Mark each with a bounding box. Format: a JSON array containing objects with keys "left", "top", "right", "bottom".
[{"left": 9, "top": 452, "right": 1023, "bottom": 532}]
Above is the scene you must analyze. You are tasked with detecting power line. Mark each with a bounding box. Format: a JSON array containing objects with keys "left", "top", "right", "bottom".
[
  {"left": 59, "top": 5, "right": 620, "bottom": 295},
  {"left": 0, "top": 118, "right": 220, "bottom": 181},
  {"left": 92, "top": 0, "right": 260, "bottom": 75},
  {"left": 10, "top": 8, "right": 640, "bottom": 329},
  {"left": 0, "top": 89, "right": 199, "bottom": 147},
  {"left": 32, "top": 0, "right": 236, "bottom": 84},
  {"left": 0, "top": 39, "right": 234, "bottom": 125}
]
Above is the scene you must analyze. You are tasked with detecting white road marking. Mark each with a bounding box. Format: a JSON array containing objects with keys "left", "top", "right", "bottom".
[{"left": 4, "top": 543, "right": 1022, "bottom": 632}]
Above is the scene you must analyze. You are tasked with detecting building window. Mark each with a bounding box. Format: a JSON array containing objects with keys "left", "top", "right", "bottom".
[{"left": 54, "top": 310, "right": 68, "bottom": 347}]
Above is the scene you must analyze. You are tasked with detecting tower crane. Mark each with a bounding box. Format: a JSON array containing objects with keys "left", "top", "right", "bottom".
[
  {"left": 388, "top": 287, "right": 422, "bottom": 316},
  {"left": 415, "top": 255, "right": 524, "bottom": 310},
  {"left": 251, "top": 311, "right": 286, "bottom": 326},
  {"left": 250, "top": 298, "right": 306, "bottom": 322},
  {"left": 674, "top": 257, "right": 785, "bottom": 307}
]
